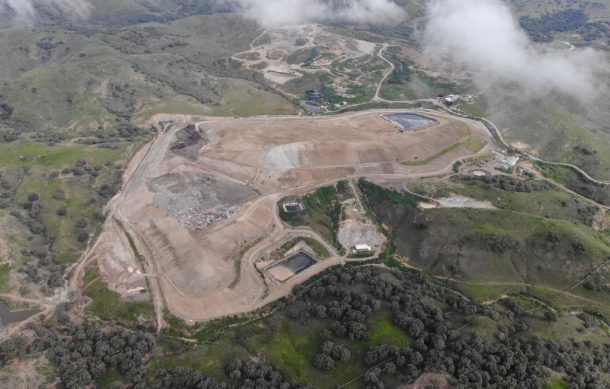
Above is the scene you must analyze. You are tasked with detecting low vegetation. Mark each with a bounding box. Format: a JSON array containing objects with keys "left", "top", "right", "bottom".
[
  {"left": 271, "top": 237, "right": 331, "bottom": 261},
  {"left": 2, "top": 242, "right": 609, "bottom": 388},
  {"left": 520, "top": 9, "right": 590, "bottom": 42},
  {"left": 535, "top": 162, "right": 610, "bottom": 206},
  {"left": 83, "top": 267, "right": 155, "bottom": 328},
  {"left": 0, "top": 139, "right": 140, "bottom": 298},
  {"left": 360, "top": 180, "right": 610, "bottom": 318},
  {"left": 380, "top": 46, "right": 462, "bottom": 101},
  {"left": 280, "top": 185, "right": 343, "bottom": 252},
  {"left": 410, "top": 175, "right": 602, "bottom": 227}
]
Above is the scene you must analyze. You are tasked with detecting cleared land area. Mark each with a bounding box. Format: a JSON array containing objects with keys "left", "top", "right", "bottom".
[{"left": 79, "top": 109, "right": 492, "bottom": 323}]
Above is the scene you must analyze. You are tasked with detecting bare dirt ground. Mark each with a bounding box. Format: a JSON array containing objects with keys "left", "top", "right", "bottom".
[
  {"left": 338, "top": 180, "right": 386, "bottom": 255},
  {"left": 436, "top": 195, "right": 495, "bottom": 209},
  {"left": 78, "top": 109, "right": 493, "bottom": 324}
]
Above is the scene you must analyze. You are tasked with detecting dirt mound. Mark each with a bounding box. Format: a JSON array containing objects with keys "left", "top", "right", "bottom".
[{"left": 170, "top": 124, "right": 208, "bottom": 160}]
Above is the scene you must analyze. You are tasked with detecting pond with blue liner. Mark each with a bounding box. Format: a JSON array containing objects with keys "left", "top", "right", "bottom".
[{"left": 384, "top": 113, "right": 437, "bottom": 132}]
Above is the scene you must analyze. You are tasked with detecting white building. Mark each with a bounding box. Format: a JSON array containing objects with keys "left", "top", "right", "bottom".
[
  {"left": 353, "top": 244, "right": 373, "bottom": 254},
  {"left": 499, "top": 156, "right": 519, "bottom": 172}
]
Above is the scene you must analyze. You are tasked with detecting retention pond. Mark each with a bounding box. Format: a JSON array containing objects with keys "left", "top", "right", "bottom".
[
  {"left": 385, "top": 113, "right": 437, "bottom": 132},
  {"left": 0, "top": 302, "right": 41, "bottom": 326}
]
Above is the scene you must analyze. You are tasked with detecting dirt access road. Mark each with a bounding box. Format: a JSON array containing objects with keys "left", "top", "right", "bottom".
[{"left": 76, "top": 109, "right": 493, "bottom": 325}]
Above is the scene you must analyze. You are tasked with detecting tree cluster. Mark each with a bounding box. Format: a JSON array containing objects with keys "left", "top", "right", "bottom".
[
  {"left": 34, "top": 324, "right": 154, "bottom": 389},
  {"left": 520, "top": 10, "right": 589, "bottom": 42},
  {"left": 458, "top": 175, "right": 552, "bottom": 193},
  {"left": 155, "top": 358, "right": 312, "bottom": 389},
  {"left": 286, "top": 267, "right": 610, "bottom": 388},
  {"left": 312, "top": 340, "right": 351, "bottom": 371}
]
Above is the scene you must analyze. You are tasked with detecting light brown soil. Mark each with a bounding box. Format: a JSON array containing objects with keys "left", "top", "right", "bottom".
[
  {"left": 81, "top": 109, "right": 493, "bottom": 323},
  {"left": 338, "top": 181, "right": 386, "bottom": 255}
]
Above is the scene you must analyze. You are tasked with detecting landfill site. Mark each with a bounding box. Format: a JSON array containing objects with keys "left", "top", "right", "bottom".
[{"left": 80, "top": 109, "right": 493, "bottom": 323}]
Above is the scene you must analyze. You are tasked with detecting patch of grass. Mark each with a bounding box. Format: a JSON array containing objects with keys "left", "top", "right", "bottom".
[
  {"left": 367, "top": 311, "right": 410, "bottom": 347},
  {"left": 270, "top": 237, "right": 330, "bottom": 261},
  {"left": 246, "top": 322, "right": 320, "bottom": 381},
  {"left": 457, "top": 283, "right": 525, "bottom": 303},
  {"left": 457, "top": 100, "right": 488, "bottom": 118},
  {"left": 244, "top": 320, "right": 363, "bottom": 388},
  {"left": 0, "top": 142, "right": 123, "bottom": 169},
  {"left": 431, "top": 176, "right": 602, "bottom": 226},
  {"left": 286, "top": 47, "right": 320, "bottom": 66},
  {"left": 194, "top": 316, "right": 252, "bottom": 343},
  {"left": 301, "top": 237, "right": 331, "bottom": 259},
  {"left": 84, "top": 269, "right": 154, "bottom": 326},
  {"left": 546, "top": 377, "right": 568, "bottom": 389},
  {"left": 320, "top": 75, "right": 343, "bottom": 104},
  {"left": 154, "top": 335, "right": 251, "bottom": 381},
  {"left": 0, "top": 264, "right": 11, "bottom": 292},
  {"left": 97, "top": 370, "right": 121, "bottom": 389},
  {"left": 380, "top": 84, "right": 417, "bottom": 101},
  {"left": 535, "top": 162, "right": 610, "bottom": 206},
  {"left": 492, "top": 98, "right": 610, "bottom": 182},
  {"left": 280, "top": 185, "right": 343, "bottom": 253},
  {"left": 0, "top": 141, "right": 134, "bottom": 265},
  {"left": 359, "top": 179, "right": 420, "bottom": 209},
  {"left": 464, "top": 315, "right": 501, "bottom": 340},
  {"left": 416, "top": 71, "right": 457, "bottom": 93},
  {"left": 207, "top": 78, "right": 296, "bottom": 117}
]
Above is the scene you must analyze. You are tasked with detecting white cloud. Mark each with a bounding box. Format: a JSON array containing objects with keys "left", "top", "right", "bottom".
[
  {"left": 232, "top": 0, "right": 407, "bottom": 27},
  {"left": 423, "top": 0, "right": 605, "bottom": 102},
  {"left": 1, "top": 0, "right": 91, "bottom": 25}
]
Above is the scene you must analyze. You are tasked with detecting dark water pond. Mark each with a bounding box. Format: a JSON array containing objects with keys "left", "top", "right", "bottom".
[
  {"left": 0, "top": 302, "right": 40, "bottom": 326},
  {"left": 274, "top": 252, "right": 316, "bottom": 275},
  {"left": 385, "top": 113, "right": 437, "bottom": 132}
]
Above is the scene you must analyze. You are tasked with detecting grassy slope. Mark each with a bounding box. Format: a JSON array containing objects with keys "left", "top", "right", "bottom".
[
  {"left": 83, "top": 266, "right": 154, "bottom": 328},
  {"left": 535, "top": 162, "right": 610, "bottom": 206},
  {"left": 150, "top": 264, "right": 608, "bottom": 388},
  {"left": 0, "top": 13, "right": 295, "bottom": 135},
  {"left": 484, "top": 92, "right": 610, "bottom": 181},
  {"left": 154, "top": 308, "right": 408, "bottom": 389},
  {"left": 409, "top": 176, "right": 602, "bottom": 226},
  {"left": 280, "top": 185, "right": 343, "bottom": 252},
  {"left": 0, "top": 12, "right": 294, "bottom": 300},
  {"left": 360, "top": 180, "right": 610, "bottom": 316},
  {"left": 1, "top": 141, "right": 129, "bottom": 263}
]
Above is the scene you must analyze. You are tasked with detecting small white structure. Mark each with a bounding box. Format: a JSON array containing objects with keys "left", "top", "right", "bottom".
[
  {"left": 444, "top": 94, "right": 461, "bottom": 105},
  {"left": 498, "top": 156, "right": 519, "bottom": 172},
  {"left": 463, "top": 95, "right": 475, "bottom": 103},
  {"left": 353, "top": 244, "right": 373, "bottom": 254},
  {"left": 283, "top": 201, "right": 304, "bottom": 213}
]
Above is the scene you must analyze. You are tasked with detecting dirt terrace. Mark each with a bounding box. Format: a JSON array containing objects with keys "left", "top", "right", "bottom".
[{"left": 80, "top": 109, "right": 493, "bottom": 324}]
